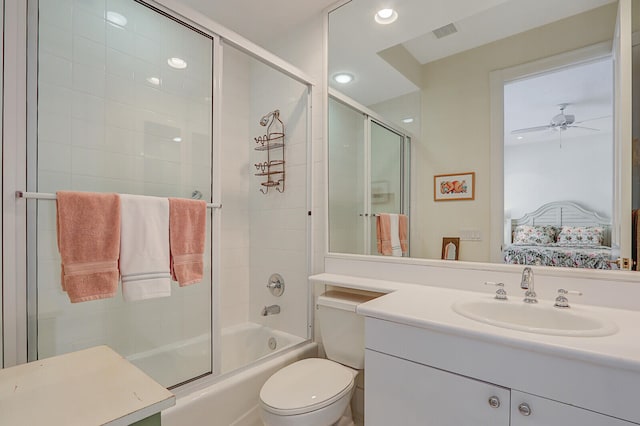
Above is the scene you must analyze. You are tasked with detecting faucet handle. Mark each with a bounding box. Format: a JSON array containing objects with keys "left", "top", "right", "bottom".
[
  {"left": 554, "top": 288, "right": 583, "bottom": 308},
  {"left": 484, "top": 281, "right": 507, "bottom": 300}
]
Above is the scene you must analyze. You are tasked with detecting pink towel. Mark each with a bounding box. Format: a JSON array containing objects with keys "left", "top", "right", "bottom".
[
  {"left": 169, "top": 198, "right": 207, "bottom": 286},
  {"left": 56, "top": 191, "right": 120, "bottom": 303}
]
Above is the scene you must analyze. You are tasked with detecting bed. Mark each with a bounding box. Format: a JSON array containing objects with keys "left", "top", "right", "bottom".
[{"left": 502, "top": 201, "right": 612, "bottom": 269}]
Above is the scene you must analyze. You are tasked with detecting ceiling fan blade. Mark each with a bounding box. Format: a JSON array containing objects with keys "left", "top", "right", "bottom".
[
  {"left": 511, "top": 125, "right": 552, "bottom": 134},
  {"left": 567, "top": 125, "right": 600, "bottom": 131},
  {"left": 573, "top": 115, "right": 612, "bottom": 124}
]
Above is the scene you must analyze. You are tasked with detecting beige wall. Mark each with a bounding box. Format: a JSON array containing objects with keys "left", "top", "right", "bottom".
[{"left": 416, "top": 3, "right": 617, "bottom": 261}]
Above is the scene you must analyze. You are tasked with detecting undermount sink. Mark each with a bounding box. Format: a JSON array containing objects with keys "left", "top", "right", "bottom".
[{"left": 452, "top": 299, "right": 618, "bottom": 337}]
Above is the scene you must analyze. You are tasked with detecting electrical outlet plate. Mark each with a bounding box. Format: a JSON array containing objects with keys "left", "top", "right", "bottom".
[{"left": 459, "top": 229, "right": 482, "bottom": 241}]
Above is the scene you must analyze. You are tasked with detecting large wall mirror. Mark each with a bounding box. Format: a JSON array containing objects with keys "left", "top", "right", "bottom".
[{"left": 328, "top": 0, "right": 640, "bottom": 271}]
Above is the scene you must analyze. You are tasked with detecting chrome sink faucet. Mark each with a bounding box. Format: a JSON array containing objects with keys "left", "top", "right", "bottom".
[{"left": 520, "top": 267, "right": 537, "bottom": 304}]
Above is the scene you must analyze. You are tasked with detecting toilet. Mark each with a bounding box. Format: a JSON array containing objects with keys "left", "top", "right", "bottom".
[{"left": 259, "top": 291, "right": 375, "bottom": 426}]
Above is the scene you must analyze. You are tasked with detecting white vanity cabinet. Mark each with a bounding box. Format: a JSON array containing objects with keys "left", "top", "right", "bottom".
[
  {"left": 366, "top": 348, "right": 633, "bottom": 425},
  {"left": 364, "top": 317, "right": 638, "bottom": 426},
  {"left": 365, "top": 349, "right": 510, "bottom": 425}
]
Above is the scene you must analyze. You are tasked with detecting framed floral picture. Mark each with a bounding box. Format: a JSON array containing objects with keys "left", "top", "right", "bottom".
[{"left": 434, "top": 172, "right": 475, "bottom": 201}]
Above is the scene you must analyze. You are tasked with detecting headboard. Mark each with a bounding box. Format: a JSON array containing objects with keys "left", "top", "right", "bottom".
[{"left": 511, "top": 201, "right": 611, "bottom": 247}]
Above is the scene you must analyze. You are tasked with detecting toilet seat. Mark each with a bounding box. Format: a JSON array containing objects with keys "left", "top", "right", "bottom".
[{"left": 260, "top": 358, "right": 356, "bottom": 416}]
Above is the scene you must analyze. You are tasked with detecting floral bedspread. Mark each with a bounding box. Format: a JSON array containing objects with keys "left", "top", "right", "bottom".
[{"left": 503, "top": 244, "right": 612, "bottom": 269}]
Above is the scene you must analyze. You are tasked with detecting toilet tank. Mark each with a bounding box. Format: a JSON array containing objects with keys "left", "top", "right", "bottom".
[{"left": 317, "top": 290, "right": 377, "bottom": 369}]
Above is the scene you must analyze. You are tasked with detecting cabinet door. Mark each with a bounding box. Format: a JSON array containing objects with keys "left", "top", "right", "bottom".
[
  {"left": 365, "top": 350, "right": 510, "bottom": 426},
  {"left": 511, "top": 391, "right": 633, "bottom": 426}
]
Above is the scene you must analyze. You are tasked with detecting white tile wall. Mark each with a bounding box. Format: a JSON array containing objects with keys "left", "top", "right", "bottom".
[{"left": 36, "top": 0, "right": 213, "bottom": 387}]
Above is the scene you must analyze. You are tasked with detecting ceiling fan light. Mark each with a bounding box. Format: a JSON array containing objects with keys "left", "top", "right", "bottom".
[{"left": 510, "top": 104, "right": 601, "bottom": 135}]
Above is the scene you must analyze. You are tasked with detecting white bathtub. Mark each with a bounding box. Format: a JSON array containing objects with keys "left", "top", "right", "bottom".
[
  {"left": 221, "top": 322, "right": 305, "bottom": 374},
  {"left": 128, "top": 323, "right": 305, "bottom": 388},
  {"left": 162, "top": 323, "right": 317, "bottom": 426}
]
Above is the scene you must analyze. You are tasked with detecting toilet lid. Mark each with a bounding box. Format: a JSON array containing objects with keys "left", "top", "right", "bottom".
[{"left": 260, "top": 358, "right": 355, "bottom": 416}]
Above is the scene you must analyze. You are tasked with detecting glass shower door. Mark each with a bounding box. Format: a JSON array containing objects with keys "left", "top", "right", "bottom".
[
  {"left": 328, "top": 97, "right": 366, "bottom": 254},
  {"left": 30, "top": 0, "right": 213, "bottom": 387},
  {"left": 369, "top": 120, "right": 406, "bottom": 255}
]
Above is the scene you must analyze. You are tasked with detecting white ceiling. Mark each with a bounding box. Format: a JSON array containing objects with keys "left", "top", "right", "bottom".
[
  {"left": 328, "top": 0, "right": 615, "bottom": 106},
  {"left": 173, "top": 0, "right": 615, "bottom": 143},
  {"left": 403, "top": 0, "right": 614, "bottom": 64},
  {"left": 175, "top": 0, "right": 337, "bottom": 46}
]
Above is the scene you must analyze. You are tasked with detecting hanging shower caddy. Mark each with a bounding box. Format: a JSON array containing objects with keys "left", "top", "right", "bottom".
[{"left": 254, "top": 109, "right": 285, "bottom": 194}]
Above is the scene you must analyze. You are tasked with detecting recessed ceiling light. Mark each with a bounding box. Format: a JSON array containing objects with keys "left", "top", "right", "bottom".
[
  {"left": 375, "top": 8, "right": 398, "bottom": 25},
  {"left": 402, "top": 117, "right": 414, "bottom": 123},
  {"left": 517, "top": 136, "right": 524, "bottom": 140},
  {"left": 106, "top": 11, "right": 127, "bottom": 27},
  {"left": 167, "top": 57, "right": 187, "bottom": 69},
  {"left": 333, "top": 73, "right": 354, "bottom": 84},
  {"left": 173, "top": 136, "right": 182, "bottom": 142},
  {"left": 146, "top": 76, "right": 161, "bottom": 86}
]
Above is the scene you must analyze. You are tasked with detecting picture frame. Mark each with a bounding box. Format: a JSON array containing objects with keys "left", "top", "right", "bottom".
[
  {"left": 434, "top": 172, "right": 475, "bottom": 201},
  {"left": 441, "top": 237, "right": 460, "bottom": 260}
]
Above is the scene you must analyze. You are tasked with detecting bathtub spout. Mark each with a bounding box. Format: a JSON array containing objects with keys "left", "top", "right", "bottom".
[{"left": 261, "top": 305, "right": 280, "bottom": 316}]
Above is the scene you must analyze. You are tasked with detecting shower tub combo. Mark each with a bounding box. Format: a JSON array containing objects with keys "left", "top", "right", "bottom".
[{"left": 161, "top": 323, "right": 316, "bottom": 426}]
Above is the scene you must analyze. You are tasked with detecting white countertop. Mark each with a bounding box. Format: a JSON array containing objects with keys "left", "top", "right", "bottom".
[
  {"left": 0, "top": 345, "right": 175, "bottom": 426},
  {"left": 358, "top": 285, "right": 640, "bottom": 373},
  {"left": 309, "top": 273, "right": 640, "bottom": 374}
]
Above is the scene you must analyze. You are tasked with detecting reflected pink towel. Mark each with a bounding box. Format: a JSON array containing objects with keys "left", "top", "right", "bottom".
[
  {"left": 376, "top": 214, "right": 392, "bottom": 255},
  {"left": 56, "top": 191, "right": 120, "bottom": 303},
  {"left": 169, "top": 198, "right": 207, "bottom": 286},
  {"left": 376, "top": 213, "right": 409, "bottom": 256},
  {"left": 399, "top": 214, "right": 408, "bottom": 254}
]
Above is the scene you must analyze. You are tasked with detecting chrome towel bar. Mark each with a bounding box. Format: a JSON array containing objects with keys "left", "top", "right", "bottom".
[{"left": 15, "top": 191, "right": 222, "bottom": 209}]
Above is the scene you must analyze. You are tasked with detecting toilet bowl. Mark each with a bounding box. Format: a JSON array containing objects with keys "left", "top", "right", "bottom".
[
  {"left": 259, "top": 291, "right": 376, "bottom": 426},
  {"left": 260, "top": 358, "right": 357, "bottom": 426}
]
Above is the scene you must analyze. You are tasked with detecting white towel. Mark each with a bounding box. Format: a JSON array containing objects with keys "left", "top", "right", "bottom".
[
  {"left": 120, "top": 194, "right": 171, "bottom": 301},
  {"left": 389, "top": 213, "right": 403, "bottom": 257}
]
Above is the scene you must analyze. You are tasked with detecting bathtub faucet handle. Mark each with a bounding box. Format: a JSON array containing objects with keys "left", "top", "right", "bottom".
[
  {"left": 266, "top": 273, "right": 285, "bottom": 297},
  {"left": 267, "top": 279, "right": 282, "bottom": 290}
]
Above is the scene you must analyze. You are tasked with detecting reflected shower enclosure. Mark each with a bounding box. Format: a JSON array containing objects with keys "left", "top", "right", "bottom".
[{"left": 328, "top": 94, "right": 411, "bottom": 256}]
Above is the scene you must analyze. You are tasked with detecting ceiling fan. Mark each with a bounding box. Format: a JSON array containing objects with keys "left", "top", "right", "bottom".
[{"left": 510, "top": 103, "right": 603, "bottom": 135}]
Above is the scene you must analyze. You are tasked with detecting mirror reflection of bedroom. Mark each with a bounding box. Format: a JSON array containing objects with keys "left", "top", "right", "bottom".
[{"left": 502, "top": 59, "right": 615, "bottom": 269}]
